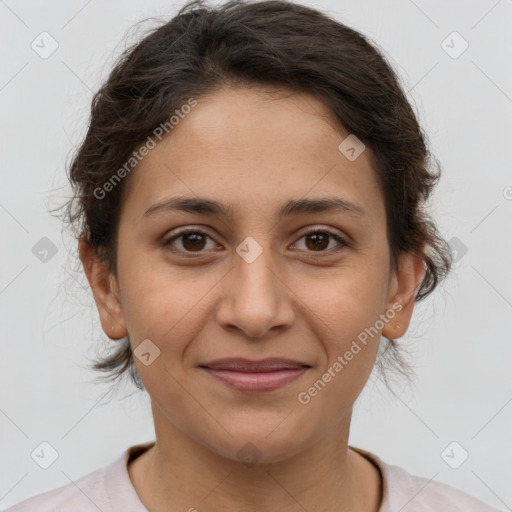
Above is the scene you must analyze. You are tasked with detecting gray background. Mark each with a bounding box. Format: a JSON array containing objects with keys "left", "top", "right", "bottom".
[{"left": 1, "top": 0, "right": 511, "bottom": 510}]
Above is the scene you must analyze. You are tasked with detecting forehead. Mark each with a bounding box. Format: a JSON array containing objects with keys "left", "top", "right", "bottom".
[{"left": 120, "top": 85, "right": 385, "bottom": 225}]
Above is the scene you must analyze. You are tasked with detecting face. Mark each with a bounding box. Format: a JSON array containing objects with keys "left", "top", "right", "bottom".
[{"left": 81, "top": 85, "right": 423, "bottom": 463}]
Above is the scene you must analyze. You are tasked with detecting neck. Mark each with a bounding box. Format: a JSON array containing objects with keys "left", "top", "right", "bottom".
[{"left": 128, "top": 406, "right": 382, "bottom": 512}]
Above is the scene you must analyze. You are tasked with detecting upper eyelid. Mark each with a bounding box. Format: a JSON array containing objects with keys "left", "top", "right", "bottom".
[
  {"left": 166, "top": 225, "right": 345, "bottom": 240},
  {"left": 164, "top": 226, "right": 349, "bottom": 250}
]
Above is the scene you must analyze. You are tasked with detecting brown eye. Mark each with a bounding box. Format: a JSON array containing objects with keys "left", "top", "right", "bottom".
[
  {"left": 181, "top": 232, "right": 207, "bottom": 251},
  {"left": 164, "top": 230, "right": 214, "bottom": 254},
  {"left": 293, "top": 229, "right": 349, "bottom": 254},
  {"left": 305, "top": 232, "right": 330, "bottom": 251}
]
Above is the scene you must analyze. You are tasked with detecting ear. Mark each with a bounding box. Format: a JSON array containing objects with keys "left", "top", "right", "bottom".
[
  {"left": 78, "top": 235, "right": 128, "bottom": 340},
  {"left": 381, "top": 247, "right": 425, "bottom": 340}
]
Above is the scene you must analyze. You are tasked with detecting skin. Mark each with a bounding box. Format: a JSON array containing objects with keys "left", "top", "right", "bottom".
[{"left": 80, "top": 85, "right": 424, "bottom": 511}]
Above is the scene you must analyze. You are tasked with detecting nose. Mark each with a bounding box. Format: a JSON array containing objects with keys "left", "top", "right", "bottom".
[{"left": 215, "top": 241, "right": 295, "bottom": 340}]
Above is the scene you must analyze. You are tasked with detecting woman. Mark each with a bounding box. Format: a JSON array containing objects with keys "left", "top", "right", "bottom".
[{"left": 6, "top": 0, "right": 501, "bottom": 510}]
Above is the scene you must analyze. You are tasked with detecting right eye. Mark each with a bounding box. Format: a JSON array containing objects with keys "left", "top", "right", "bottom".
[{"left": 163, "top": 229, "right": 219, "bottom": 255}]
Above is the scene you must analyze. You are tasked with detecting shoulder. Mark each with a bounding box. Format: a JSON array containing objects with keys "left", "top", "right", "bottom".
[
  {"left": 3, "top": 465, "right": 109, "bottom": 512},
  {"left": 350, "top": 446, "right": 502, "bottom": 512},
  {"left": 3, "top": 443, "right": 153, "bottom": 512}
]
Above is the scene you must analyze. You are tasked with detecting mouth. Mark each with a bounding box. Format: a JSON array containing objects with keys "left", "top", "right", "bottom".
[{"left": 199, "top": 358, "right": 311, "bottom": 392}]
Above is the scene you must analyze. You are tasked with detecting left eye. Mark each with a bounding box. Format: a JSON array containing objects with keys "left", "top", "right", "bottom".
[
  {"left": 292, "top": 229, "right": 349, "bottom": 253},
  {"left": 163, "top": 229, "right": 348, "bottom": 255}
]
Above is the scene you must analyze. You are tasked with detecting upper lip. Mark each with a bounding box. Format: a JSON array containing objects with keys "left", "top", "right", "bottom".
[{"left": 200, "top": 358, "right": 311, "bottom": 372}]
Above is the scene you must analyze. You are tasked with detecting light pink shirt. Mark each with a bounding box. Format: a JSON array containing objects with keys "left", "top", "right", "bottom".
[{"left": 4, "top": 442, "right": 502, "bottom": 511}]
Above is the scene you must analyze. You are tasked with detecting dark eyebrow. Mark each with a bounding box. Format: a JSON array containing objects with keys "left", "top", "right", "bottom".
[{"left": 142, "top": 196, "right": 366, "bottom": 220}]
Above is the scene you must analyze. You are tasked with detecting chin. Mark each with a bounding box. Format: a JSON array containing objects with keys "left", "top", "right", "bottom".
[{"left": 202, "top": 421, "right": 315, "bottom": 465}]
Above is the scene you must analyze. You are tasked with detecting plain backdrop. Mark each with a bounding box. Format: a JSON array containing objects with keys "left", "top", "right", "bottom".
[{"left": 1, "top": 0, "right": 511, "bottom": 510}]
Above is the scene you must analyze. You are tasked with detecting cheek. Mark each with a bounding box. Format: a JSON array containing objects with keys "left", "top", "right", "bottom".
[
  {"left": 119, "top": 248, "right": 190, "bottom": 326},
  {"left": 320, "top": 298, "right": 382, "bottom": 399},
  {"left": 298, "top": 263, "right": 389, "bottom": 345},
  {"left": 118, "top": 257, "right": 219, "bottom": 365},
  {"left": 297, "top": 277, "right": 386, "bottom": 413},
  {"left": 297, "top": 343, "right": 378, "bottom": 427},
  {"left": 294, "top": 260, "right": 388, "bottom": 395}
]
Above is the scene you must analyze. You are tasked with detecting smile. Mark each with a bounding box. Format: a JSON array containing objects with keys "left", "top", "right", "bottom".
[
  {"left": 201, "top": 367, "right": 310, "bottom": 392},
  {"left": 198, "top": 358, "right": 311, "bottom": 392}
]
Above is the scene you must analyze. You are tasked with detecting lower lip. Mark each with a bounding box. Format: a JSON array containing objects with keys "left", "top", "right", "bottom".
[{"left": 201, "top": 367, "right": 309, "bottom": 392}]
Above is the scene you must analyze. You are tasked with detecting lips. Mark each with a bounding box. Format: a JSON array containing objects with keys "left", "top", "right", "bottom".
[
  {"left": 199, "top": 358, "right": 311, "bottom": 392},
  {"left": 200, "top": 358, "right": 310, "bottom": 372}
]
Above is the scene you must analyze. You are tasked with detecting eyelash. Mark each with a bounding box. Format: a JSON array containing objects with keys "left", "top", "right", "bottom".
[{"left": 163, "top": 228, "right": 350, "bottom": 257}]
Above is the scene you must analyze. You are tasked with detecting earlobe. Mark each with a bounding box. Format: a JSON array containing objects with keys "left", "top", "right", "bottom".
[
  {"left": 382, "top": 251, "right": 425, "bottom": 340},
  {"left": 78, "top": 236, "right": 128, "bottom": 340}
]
